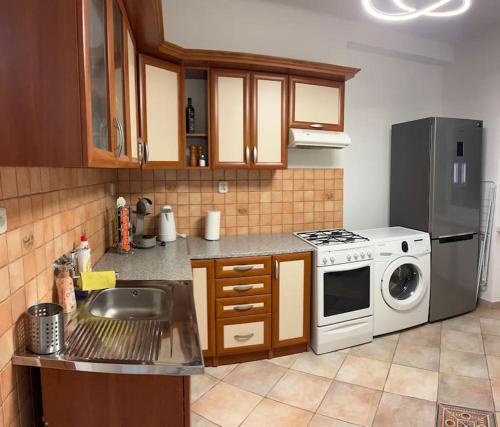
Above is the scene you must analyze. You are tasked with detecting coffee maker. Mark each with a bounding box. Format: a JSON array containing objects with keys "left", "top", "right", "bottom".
[{"left": 133, "top": 198, "right": 156, "bottom": 249}]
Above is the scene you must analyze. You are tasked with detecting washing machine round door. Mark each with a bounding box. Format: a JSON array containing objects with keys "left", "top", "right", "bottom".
[{"left": 381, "top": 257, "right": 427, "bottom": 311}]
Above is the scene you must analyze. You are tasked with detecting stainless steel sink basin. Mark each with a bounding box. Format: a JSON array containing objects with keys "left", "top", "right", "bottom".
[{"left": 87, "top": 287, "right": 170, "bottom": 320}]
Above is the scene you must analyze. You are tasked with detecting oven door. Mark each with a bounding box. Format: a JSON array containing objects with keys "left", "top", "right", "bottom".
[{"left": 316, "top": 260, "right": 373, "bottom": 327}]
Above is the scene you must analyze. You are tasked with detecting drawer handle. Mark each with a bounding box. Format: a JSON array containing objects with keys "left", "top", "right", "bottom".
[
  {"left": 233, "top": 304, "right": 254, "bottom": 312},
  {"left": 233, "top": 265, "right": 254, "bottom": 272},
  {"left": 233, "top": 285, "right": 253, "bottom": 292},
  {"left": 234, "top": 333, "right": 254, "bottom": 342},
  {"left": 310, "top": 123, "right": 324, "bottom": 129}
]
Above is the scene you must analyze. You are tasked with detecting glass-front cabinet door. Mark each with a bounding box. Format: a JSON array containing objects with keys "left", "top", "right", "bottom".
[{"left": 83, "top": 0, "right": 138, "bottom": 167}]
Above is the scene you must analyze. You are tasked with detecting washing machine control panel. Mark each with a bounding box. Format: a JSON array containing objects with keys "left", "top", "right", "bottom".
[{"left": 374, "top": 235, "right": 431, "bottom": 258}]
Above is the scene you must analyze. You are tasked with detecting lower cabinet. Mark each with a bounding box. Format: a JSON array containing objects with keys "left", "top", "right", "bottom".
[{"left": 191, "top": 252, "right": 311, "bottom": 365}]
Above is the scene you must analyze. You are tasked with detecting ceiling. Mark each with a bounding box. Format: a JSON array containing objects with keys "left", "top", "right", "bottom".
[{"left": 246, "top": 0, "right": 500, "bottom": 44}]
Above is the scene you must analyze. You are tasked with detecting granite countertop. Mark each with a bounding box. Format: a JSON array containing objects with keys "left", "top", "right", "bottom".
[{"left": 94, "top": 233, "right": 313, "bottom": 282}]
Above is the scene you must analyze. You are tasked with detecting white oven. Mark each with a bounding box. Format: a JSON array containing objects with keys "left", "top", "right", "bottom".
[{"left": 315, "top": 259, "right": 374, "bottom": 327}]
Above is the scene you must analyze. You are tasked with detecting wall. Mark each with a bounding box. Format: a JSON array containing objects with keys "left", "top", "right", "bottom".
[
  {"left": 163, "top": 0, "right": 451, "bottom": 229},
  {"left": 117, "top": 168, "right": 343, "bottom": 236},
  {"left": 442, "top": 24, "right": 500, "bottom": 301},
  {"left": 0, "top": 167, "right": 116, "bottom": 425}
]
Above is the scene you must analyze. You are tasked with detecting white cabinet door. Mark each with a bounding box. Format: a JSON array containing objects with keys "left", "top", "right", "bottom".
[
  {"left": 211, "top": 69, "right": 250, "bottom": 167},
  {"left": 252, "top": 73, "right": 287, "bottom": 168},
  {"left": 139, "top": 55, "right": 184, "bottom": 167},
  {"left": 272, "top": 253, "right": 311, "bottom": 347},
  {"left": 290, "top": 76, "right": 344, "bottom": 132},
  {"left": 192, "top": 260, "right": 214, "bottom": 356}
]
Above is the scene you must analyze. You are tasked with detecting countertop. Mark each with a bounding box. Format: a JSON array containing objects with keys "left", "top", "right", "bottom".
[{"left": 94, "top": 233, "right": 313, "bottom": 282}]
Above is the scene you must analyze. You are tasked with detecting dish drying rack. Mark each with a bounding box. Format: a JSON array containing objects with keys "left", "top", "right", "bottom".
[{"left": 478, "top": 181, "right": 496, "bottom": 293}]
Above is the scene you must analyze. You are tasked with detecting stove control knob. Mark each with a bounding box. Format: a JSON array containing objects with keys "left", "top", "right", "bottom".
[
  {"left": 360, "top": 252, "right": 366, "bottom": 259},
  {"left": 330, "top": 256, "right": 335, "bottom": 263},
  {"left": 353, "top": 253, "right": 359, "bottom": 260},
  {"left": 346, "top": 254, "right": 352, "bottom": 261},
  {"left": 322, "top": 257, "right": 328, "bottom": 265},
  {"left": 367, "top": 250, "right": 373, "bottom": 258}
]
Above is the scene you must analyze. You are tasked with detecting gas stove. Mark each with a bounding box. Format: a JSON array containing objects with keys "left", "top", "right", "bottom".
[{"left": 295, "top": 228, "right": 373, "bottom": 267}]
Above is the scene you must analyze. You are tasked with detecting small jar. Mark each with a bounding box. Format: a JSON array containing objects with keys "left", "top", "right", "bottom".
[{"left": 55, "top": 266, "right": 76, "bottom": 313}]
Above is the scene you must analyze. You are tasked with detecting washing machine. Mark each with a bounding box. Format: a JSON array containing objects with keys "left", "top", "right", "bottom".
[{"left": 355, "top": 227, "right": 431, "bottom": 336}]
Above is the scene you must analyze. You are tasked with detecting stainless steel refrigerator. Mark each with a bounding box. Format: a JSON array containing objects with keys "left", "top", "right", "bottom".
[{"left": 390, "top": 117, "right": 483, "bottom": 322}]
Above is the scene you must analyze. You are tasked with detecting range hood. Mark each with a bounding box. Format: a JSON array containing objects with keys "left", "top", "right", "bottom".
[{"left": 288, "top": 128, "right": 351, "bottom": 149}]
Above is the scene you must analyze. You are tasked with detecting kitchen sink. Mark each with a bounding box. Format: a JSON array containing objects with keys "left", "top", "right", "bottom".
[{"left": 87, "top": 287, "right": 170, "bottom": 321}]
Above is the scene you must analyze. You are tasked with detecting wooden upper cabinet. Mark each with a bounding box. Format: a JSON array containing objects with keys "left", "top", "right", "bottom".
[
  {"left": 139, "top": 55, "right": 185, "bottom": 168},
  {"left": 289, "top": 76, "right": 345, "bottom": 132},
  {"left": 251, "top": 73, "right": 288, "bottom": 169},
  {"left": 82, "top": 0, "right": 140, "bottom": 167},
  {"left": 211, "top": 69, "right": 251, "bottom": 168},
  {"left": 125, "top": 27, "right": 140, "bottom": 163}
]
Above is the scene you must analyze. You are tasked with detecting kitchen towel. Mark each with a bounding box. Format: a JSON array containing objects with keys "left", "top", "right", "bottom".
[
  {"left": 78, "top": 271, "right": 116, "bottom": 291},
  {"left": 205, "top": 210, "right": 221, "bottom": 240}
]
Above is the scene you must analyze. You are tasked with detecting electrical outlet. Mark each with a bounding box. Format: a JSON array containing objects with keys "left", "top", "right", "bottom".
[
  {"left": 218, "top": 181, "right": 229, "bottom": 194},
  {"left": 0, "top": 208, "right": 7, "bottom": 234}
]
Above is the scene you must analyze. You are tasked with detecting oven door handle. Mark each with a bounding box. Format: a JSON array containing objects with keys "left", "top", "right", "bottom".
[{"left": 318, "top": 260, "right": 372, "bottom": 273}]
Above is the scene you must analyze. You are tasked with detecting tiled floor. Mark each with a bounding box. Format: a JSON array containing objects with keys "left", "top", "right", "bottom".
[{"left": 191, "top": 304, "right": 500, "bottom": 427}]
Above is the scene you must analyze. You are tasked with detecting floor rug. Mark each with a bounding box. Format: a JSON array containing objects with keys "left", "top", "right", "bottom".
[{"left": 437, "top": 403, "right": 497, "bottom": 427}]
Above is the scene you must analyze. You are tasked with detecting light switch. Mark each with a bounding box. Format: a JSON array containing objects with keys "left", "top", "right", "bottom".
[
  {"left": 0, "top": 208, "right": 7, "bottom": 234},
  {"left": 218, "top": 181, "right": 228, "bottom": 194}
]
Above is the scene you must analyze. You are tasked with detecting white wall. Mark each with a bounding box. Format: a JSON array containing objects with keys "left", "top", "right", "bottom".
[
  {"left": 442, "top": 24, "right": 500, "bottom": 301},
  {"left": 164, "top": 0, "right": 452, "bottom": 229}
]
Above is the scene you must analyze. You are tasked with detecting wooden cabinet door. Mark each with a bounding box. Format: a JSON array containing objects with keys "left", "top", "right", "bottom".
[
  {"left": 251, "top": 73, "right": 287, "bottom": 169},
  {"left": 272, "top": 252, "right": 311, "bottom": 348},
  {"left": 139, "top": 54, "right": 184, "bottom": 168},
  {"left": 210, "top": 69, "right": 250, "bottom": 168},
  {"left": 289, "top": 76, "right": 344, "bottom": 132},
  {"left": 124, "top": 25, "right": 140, "bottom": 166},
  {"left": 192, "top": 260, "right": 215, "bottom": 357}
]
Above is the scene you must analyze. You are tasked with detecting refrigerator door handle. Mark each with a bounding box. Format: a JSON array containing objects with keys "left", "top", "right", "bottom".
[
  {"left": 453, "top": 162, "right": 460, "bottom": 184},
  {"left": 461, "top": 162, "right": 467, "bottom": 184},
  {"left": 438, "top": 233, "right": 475, "bottom": 244}
]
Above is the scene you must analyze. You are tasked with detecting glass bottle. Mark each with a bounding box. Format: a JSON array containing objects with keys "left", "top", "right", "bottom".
[{"left": 186, "top": 98, "right": 195, "bottom": 133}]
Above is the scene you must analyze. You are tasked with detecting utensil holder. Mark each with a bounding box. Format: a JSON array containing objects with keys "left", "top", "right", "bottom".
[{"left": 27, "top": 303, "right": 64, "bottom": 354}]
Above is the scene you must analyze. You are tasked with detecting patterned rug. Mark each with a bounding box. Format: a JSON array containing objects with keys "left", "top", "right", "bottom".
[{"left": 437, "top": 403, "right": 497, "bottom": 427}]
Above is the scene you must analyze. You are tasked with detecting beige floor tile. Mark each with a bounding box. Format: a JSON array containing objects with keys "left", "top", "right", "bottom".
[
  {"left": 240, "top": 398, "right": 313, "bottom": 427},
  {"left": 384, "top": 364, "right": 438, "bottom": 401},
  {"left": 191, "top": 374, "right": 219, "bottom": 402},
  {"left": 491, "top": 378, "right": 500, "bottom": 411},
  {"left": 378, "top": 332, "right": 400, "bottom": 342},
  {"left": 476, "top": 306, "right": 500, "bottom": 320},
  {"left": 392, "top": 341, "right": 440, "bottom": 371},
  {"left": 442, "top": 314, "right": 481, "bottom": 334},
  {"left": 268, "top": 353, "right": 301, "bottom": 368},
  {"left": 438, "top": 373, "right": 494, "bottom": 411},
  {"left": 439, "top": 350, "right": 489, "bottom": 379},
  {"left": 267, "top": 370, "right": 331, "bottom": 412},
  {"left": 205, "top": 364, "right": 238, "bottom": 380},
  {"left": 192, "top": 413, "right": 220, "bottom": 427},
  {"left": 480, "top": 317, "right": 500, "bottom": 337},
  {"left": 309, "top": 414, "right": 359, "bottom": 427},
  {"left": 223, "top": 360, "right": 286, "bottom": 396},
  {"left": 487, "top": 355, "right": 500, "bottom": 378},
  {"left": 441, "top": 329, "right": 484, "bottom": 354},
  {"left": 317, "top": 381, "right": 381, "bottom": 427},
  {"left": 336, "top": 355, "right": 390, "bottom": 390},
  {"left": 372, "top": 392, "right": 436, "bottom": 427},
  {"left": 349, "top": 338, "right": 397, "bottom": 362},
  {"left": 484, "top": 335, "right": 500, "bottom": 356},
  {"left": 291, "top": 350, "right": 346, "bottom": 379},
  {"left": 192, "top": 382, "right": 262, "bottom": 427},
  {"left": 399, "top": 323, "right": 441, "bottom": 348}
]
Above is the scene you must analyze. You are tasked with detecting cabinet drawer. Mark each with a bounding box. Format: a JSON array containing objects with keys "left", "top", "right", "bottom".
[
  {"left": 215, "top": 276, "right": 271, "bottom": 298},
  {"left": 216, "top": 295, "right": 271, "bottom": 318},
  {"left": 215, "top": 256, "right": 271, "bottom": 278},
  {"left": 216, "top": 314, "right": 271, "bottom": 355}
]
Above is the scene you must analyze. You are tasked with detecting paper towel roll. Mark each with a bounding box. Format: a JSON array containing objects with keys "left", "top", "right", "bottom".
[{"left": 205, "top": 210, "right": 221, "bottom": 241}]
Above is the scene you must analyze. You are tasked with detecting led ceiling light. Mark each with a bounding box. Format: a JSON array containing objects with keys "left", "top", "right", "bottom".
[{"left": 361, "top": 0, "right": 472, "bottom": 21}]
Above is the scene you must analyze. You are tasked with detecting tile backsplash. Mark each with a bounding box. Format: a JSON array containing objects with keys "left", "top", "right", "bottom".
[
  {"left": 117, "top": 168, "right": 344, "bottom": 237},
  {"left": 0, "top": 167, "right": 116, "bottom": 426}
]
